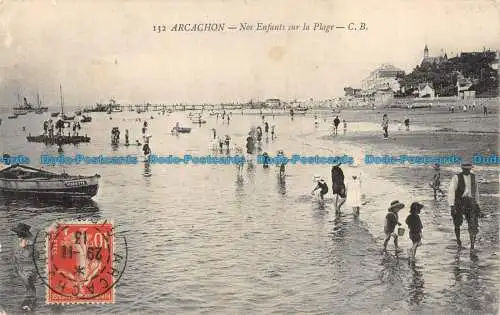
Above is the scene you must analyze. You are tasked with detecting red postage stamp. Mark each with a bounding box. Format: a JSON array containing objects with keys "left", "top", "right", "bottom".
[{"left": 46, "top": 221, "right": 115, "bottom": 304}]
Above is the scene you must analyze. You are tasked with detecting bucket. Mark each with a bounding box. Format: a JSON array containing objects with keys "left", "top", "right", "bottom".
[{"left": 397, "top": 227, "right": 405, "bottom": 236}]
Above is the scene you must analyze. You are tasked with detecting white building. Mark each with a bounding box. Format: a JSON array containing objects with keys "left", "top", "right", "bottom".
[{"left": 418, "top": 83, "right": 435, "bottom": 99}]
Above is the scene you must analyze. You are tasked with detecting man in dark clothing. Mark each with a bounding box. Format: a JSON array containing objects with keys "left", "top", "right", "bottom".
[
  {"left": 448, "top": 162, "right": 481, "bottom": 249},
  {"left": 333, "top": 116, "right": 340, "bottom": 135}
]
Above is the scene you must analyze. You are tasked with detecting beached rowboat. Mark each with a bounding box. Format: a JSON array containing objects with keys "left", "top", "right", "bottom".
[{"left": 0, "top": 164, "right": 100, "bottom": 198}]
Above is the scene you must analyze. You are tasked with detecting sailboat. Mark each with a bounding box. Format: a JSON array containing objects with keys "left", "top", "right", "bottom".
[
  {"left": 34, "top": 93, "right": 48, "bottom": 114},
  {"left": 12, "top": 92, "right": 31, "bottom": 115},
  {"left": 52, "top": 85, "right": 74, "bottom": 120}
]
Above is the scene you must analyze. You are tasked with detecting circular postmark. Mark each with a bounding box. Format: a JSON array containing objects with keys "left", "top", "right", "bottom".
[{"left": 33, "top": 219, "right": 128, "bottom": 304}]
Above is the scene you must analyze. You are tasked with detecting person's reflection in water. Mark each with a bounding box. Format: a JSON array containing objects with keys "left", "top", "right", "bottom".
[
  {"left": 277, "top": 174, "right": 286, "bottom": 196},
  {"left": 235, "top": 173, "right": 244, "bottom": 199},
  {"left": 331, "top": 215, "right": 345, "bottom": 239},
  {"left": 143, "top": 161, "right": 152, "bottom": 179},
  {"left": 408, "top": 265, "right": 425, "bottom": 306}
]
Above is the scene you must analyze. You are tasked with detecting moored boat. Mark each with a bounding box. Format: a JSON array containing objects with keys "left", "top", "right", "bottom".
[
  {"left": 80, "top": 115, "right": 92, "bottom": 123},
  {"left": 191, "top": 119, "right": 207, "bottom": 124},
  {"left": 26, "top": 134, "right": 91, "bottom": 144},
  {"left": 0, "top": 164, "right": 100, "bottom": 199},
  {"left": 174, "top": 127, "right": 191, "bottom": 133}
]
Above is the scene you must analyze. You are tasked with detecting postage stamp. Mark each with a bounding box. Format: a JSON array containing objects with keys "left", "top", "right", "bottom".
[{"left": 44, "top": 221, "right": 117, "bottom": 304}]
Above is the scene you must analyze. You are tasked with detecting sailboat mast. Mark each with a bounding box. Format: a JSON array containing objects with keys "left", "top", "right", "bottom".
[{"left": 59, "top": 84, "right": 64, "bottom": 114}]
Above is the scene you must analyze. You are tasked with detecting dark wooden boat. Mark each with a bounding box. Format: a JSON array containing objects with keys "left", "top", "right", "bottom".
[
  {"left": 80, "top": 115, "right": 92, "bottom": 123},
  {"left": 173, "top": 127, "right": 191, "bottom": 133},
  {"left": 8, "top": 114, "right": 18, "bottom": 119},
  {"left": 26, "top": 134, "right": 91, "bottom": 145},
  {"left": 51, "top": 112, "right": 60, "bottom": 117},
  {"left": 191, "top": 119, "right": 207, "bottom": 124},
  {"left": 0, "top": 164, "right": 100, "bottom": 199}
]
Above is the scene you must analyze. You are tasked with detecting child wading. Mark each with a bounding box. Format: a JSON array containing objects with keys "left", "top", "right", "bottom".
[
  {"left": 311, "top": 176, "right": 329, "bottom": 201},
  {"left": 430, "top": 163, "right": 445, "bottom": 200},
  {"left": 383, "top": 200, "right": 405, "bottom": 253},
  {"left": 348, "top": 171, "right": 362, "bottom": 216},
  {"left": 406, "top": 202, "right": 424, "bottom": 263}
]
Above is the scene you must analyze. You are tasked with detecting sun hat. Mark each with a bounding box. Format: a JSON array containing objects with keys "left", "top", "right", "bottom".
[
  {"left": 432, "top": 163, "right": 440, "bottom": 169},
  {"left": 461, "top": 161, "right": 473, "bottom": 169},
  {"left": 11, "top": 223, "right": 33, "bottom": 239},
  {"left": 410, "top": 202, "right": 424, "bottom": 213},
  {"left": 313, "top": 175, "right": 321, "bottom": 182},
  {"left": 388, "top": 200, "right": 405, "bottom": 212}
]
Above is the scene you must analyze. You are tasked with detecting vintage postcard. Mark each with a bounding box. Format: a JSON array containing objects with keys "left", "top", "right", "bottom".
[{"left": 0, "top": 0, "right": 498, "bottom": 314}]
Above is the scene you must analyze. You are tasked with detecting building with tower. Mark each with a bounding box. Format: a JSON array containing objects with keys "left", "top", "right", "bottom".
[{"left": 421, "top": 45, "right": 448, "bottom": 65}]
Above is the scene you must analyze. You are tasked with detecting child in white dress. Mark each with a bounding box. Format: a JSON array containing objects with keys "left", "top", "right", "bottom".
[{"left": 347, "top": 171, "right": 362, "bottom": 216}]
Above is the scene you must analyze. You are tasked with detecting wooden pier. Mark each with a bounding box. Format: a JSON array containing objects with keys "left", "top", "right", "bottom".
[{"left": 84, "top": 103, "right": 246, "bottom": 113}]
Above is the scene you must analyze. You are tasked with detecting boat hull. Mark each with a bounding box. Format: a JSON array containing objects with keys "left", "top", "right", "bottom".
[
  {"left": 27, "top": 135, "right": 91, "bottom": 144},
  {"left": 0, "top": 175, "right": 100, "bottom": 198}
]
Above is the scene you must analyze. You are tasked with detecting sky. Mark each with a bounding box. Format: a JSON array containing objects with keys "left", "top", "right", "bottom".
[{"left": 0, "top": 0, "right": 498, "bottom": 106}]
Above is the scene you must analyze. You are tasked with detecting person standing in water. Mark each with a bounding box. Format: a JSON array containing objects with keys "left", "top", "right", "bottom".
[
  {"left": 264, "top": 122, "right": 269, "bottom": 136},
  {"left": 383, "top": 200, "right": 405, "bottom": 253},
  {"left": 348, "top": 171, "right": 362, "bottom": 216},
  {"left": 333, "top": 116, "right": 340, "bottom": 135},
  {"left": 430, "top": 163, "right": 445, "bottom": 200},
  {"left": 311, "top": 176, "right": 329, "bottom": 201},
  {"left": 212, "top": 128, "right": 217, "bottom": 140},
  {"left": 406, "top": 202, "right": 424, "bottom": 263},
  {"left": 277, "top": 150, "right": 286, "bottom": 178},
  {"left": 448, "top": 162, "right": 482, "bottom": 249},
  {"left": 381, "top": 114, "right": 389, "bottom": 139},
  {"left": 262, "top": 152, "right": 270, "bottom": 168},
  {"left": 404, "top": 117, "right": 410, "bottom": 131},
  {"left": 343, "top": 119, "right": 347, "bottom": 134},
  {"left": 227, "top": 115, "right": 230, "bottom": 124},
  {"left": 12, "top": 223, "right": 37, "bottom": 311},
  {"left": 331, "top": 163, "right": 347, "bottom": 214},
  {"left": 125, "top": 129, "right": 129, "bottom": 146},
  {"left": 271, "top": 125, "right": 275, "bottom": 140}
]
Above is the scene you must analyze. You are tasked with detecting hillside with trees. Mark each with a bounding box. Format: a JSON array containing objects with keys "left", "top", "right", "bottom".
[{"left": 397, "top": 50, "right": 498, "bottom": 97}]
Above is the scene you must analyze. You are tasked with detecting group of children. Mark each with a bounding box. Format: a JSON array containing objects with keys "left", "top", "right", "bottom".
[
  {"left": 310, "top": 165, "right": 424, "bottom": 263},
  {"left": 383, "top": 200, "right": 424, "bottom": 263}
]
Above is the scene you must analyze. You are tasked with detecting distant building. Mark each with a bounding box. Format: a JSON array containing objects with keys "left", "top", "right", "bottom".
[
  {"left": 418, "top": 83, "right": 435, "bottom": 98},
  {"left": 265, "top": 98, "right": 281, "bottom": 108},
  {"left": 344, "top": 87, "right": 361, "bottom": 97},
  {"left": 374, "top": 90, "right": 394, "bottom": 107},
  {"left": 421, "top": 45, "right": 448, "bottom": 65},
  {"left": 361, "top": 64, "right": 404, "bottom": 93},
  {"left": 456, "top": 73, "right": 473, "bottom": 92}
]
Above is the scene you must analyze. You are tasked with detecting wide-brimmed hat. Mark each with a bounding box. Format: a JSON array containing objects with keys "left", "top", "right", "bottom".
[
  {"left": 410, "top": 202, "right": 424, "bottom": 213},
  {"left": 388, "top": 200, "right": 405, "bottom": 212},
  {"left": 11, "top": 223, "right": 32, "bottom": 239},
  {"left": 432, "top": 163, "right": 440, "bottom": 170},
  {"left": 461, "top": 162, "right": 473, "bottom": 169},
  {"left": 313, "top": 175, "right": 321, "bottom": 182}
]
